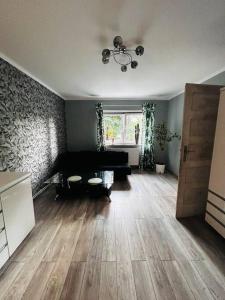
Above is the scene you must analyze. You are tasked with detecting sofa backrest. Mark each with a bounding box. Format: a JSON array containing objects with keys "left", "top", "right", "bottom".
[{"left": 58, "top": 151, "right": 128, "bottom": 172}]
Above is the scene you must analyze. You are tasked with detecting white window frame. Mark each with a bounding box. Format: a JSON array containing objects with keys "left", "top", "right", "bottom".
[{"left": 103, "top": 111, "right": 142, "bottom": 146}]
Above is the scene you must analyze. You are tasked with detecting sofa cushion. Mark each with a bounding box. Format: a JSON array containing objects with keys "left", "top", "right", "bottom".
[{"left": 57, "top": 151, "right": 131, "bottom": 176}]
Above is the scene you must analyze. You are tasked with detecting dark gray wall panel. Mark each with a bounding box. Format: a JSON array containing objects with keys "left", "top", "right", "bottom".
[{"left": 65, "top": 99, "right": 169, "bottom": 163}]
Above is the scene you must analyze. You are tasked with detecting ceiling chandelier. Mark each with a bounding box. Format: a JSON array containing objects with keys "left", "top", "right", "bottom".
[{"left": 101, "top": 36, "right": 144, "bottom": 72}]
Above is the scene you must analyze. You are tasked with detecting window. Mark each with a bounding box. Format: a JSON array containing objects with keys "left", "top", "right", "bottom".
[{"left": 104, "top": 112, "right": 143, "bottom": 145}]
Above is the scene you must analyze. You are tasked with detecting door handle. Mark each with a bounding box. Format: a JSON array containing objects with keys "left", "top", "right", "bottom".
[{"left": 183, "top": 145, "right": 195, "bottom": 161}]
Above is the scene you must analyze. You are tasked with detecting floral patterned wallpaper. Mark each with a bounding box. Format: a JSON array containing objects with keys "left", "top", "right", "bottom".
[{"left": 0, "top": 58, "right": 66, "bottom": 194}]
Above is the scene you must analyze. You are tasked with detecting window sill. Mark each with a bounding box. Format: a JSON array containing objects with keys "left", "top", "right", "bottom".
[{"left": 106, "top": 144, "right": 141, "bottom": 148}]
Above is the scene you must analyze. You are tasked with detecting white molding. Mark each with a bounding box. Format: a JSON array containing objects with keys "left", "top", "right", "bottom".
[
  {"left": 0, "top": 52, "right": 65, "bottom": 100},
  {"left": 168, "top": 66, "right": 225, "bottom": 101}
]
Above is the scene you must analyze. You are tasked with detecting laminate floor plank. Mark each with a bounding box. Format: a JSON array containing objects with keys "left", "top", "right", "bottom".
[
  {"left": 125, "top": 219, "right": 146, "bottom": 261},
  {"left": 59, "top": 262, "right": 86, "bottom": 300},
  {"left": 22, "top": 262, "right": 54, "bottom": 300},
  {"left": 175, "top": 259, "right": 214, "bottom": 300},
  {"left": 41, "top": 259, "right": 71, "bottom": 300},
  {"left": 165, "top": 217, "right": 204, "bottom": 261},
  {"left": 3, "top": 220, "right": 61, "bottom": 300},
  {"left": 139, "top": 193, "right": 163, "bottom": 218},
  {"left": 43, "top": 221, "right": 79, "bottom": 262},
  {"left": 95, "top": 199, "right": 115, "bottom": 220},
  {"left": 137, "top": 219, "right": 160, "bottom": 259},
  {"left": 72, "top": 199, "right": 88, "bottom": 220},
  {"left": 79, "top": 261, "right": 101, "bottom": 300},
  {"left": 115, "top": 219, "right": 131, "bottom": 262},
  {"left": 162, "top": 219, "right": 215, "bottom": 300},
  {"left": 198, "top": 256, "right": 225, "bottom": 287},
  {"left": 40, "top": 220, "right": 82, "bottom": 300},
  {"left": 72, "top": 219, "right": 96, "bottom": 262},
  {"left": 192, "top": 260, "right": 225, "bottom": 300},
  {"left": 146, "top": 218, "right": 175, "bottom": 260},
  {"left": 99, "top": 261, "right": 117, "bottom": 300},
  {"left": 159, "top": 196, "right": 176, "bottom": 217},
  {"left": 147, "top": 258, "right": 176, "bottom": 300},
  {"left": 117, "top": 261, "right": 137, "bottom": 300},
  {"left": 182, "top": 218, "right": 225, "bottom": 260},
  {"left": 102, "top": 219, "right": 117, "bottom": 262},
  {"left": 0, "top": 262, "right": 24, "bottom": 299},
  {"left": 1, "top": 173, "right": 224, "bottom": 300},
  {"left": 163, "top": 260, "right": 195, "bottom": 300},
  {"left": 132, "top": 260, "right": 156, "bottom": 300},
  {"left": 88, "top": 219, "right": 104, "bottom": 261}
]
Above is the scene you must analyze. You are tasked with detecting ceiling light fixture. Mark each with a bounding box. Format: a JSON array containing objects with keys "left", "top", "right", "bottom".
[{"left": 101, "top": 36, "right": 144, "bottom": 72}]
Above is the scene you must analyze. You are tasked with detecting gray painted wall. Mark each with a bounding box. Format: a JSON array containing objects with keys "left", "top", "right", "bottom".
[
  {"left": 167, "top": 70, "right": 225, "bottom": 176},
  {"left": 167, "top": 94, "right": 184, "bottom": 175},
  {"left": 66, "top": 99, "right": 169, "bottom": 163}
]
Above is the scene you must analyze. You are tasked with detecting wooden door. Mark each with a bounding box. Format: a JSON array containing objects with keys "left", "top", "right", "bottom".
[{"left": 176, "top": 83, "right": 222, "bottom": 218}]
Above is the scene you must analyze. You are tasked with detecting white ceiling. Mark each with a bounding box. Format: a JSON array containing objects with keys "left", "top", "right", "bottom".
[{"left": 0, "top": 0, "right": 225, "bottom": 100}]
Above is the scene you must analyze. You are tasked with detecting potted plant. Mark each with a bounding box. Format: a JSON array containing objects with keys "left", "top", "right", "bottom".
[
  {"left": 154, "top": 123, "right": 180, "bottom": 174},
  {"left": 135, "top": 123, "right": 140, "bottom": 145}
]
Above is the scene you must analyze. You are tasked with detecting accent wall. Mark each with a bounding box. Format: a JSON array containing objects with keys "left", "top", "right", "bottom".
[{"left": 0, "top": 58, "right": 66, "bottom": 194}]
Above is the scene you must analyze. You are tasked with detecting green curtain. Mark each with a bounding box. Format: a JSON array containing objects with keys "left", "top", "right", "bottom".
[
  {"left": 96, "top": 103, "right": 105, "bottom": 151},
  {"left": 140, "top": 103, "right": 155, "bottom": 169}
]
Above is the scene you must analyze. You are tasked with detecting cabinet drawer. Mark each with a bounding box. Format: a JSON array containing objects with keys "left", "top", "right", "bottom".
[
  {"left": 0, "top": 246, "right": 9, "bottom": 270},
  {"left": 0, "top": 230, "right": 7, "bottom": 250},
  {"left": 206, "top": 203, "right": 225, "bottom": 226},
  {"left": 0, "top": 213, "right": 4, "bottom": 230},
  {"left": 1, "top": 177, "right": 35, "bottom": 255},
  {"left": 208, "top": 191, "right": 225, "bottom": 212}
]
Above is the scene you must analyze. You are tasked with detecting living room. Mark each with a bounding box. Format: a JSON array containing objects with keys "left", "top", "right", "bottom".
[{"left": 1, "top": 1, "right": 225, "bottom": 299}]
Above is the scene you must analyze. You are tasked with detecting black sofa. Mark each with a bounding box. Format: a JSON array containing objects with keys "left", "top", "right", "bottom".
[{"left": 57, "top": 151, "right": 131, "bottom": 179}]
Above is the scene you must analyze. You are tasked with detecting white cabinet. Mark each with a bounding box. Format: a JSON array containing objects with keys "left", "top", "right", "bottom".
[
  {"left": 0, "top": 246, "right": 9, "bottom": 270},
  {"left": 0, "top": 172, "right": 35, "bottom": 269},
  {"left": 0, "top": 230, "right": 7, "bottom": 249},
  {"left": 1, "top": 177, "right": 35, "bottom": 255},
  {"left": 0, "top": 212, "right": 4, "bottom": 229},
  {"left": 206, "top": 87, "right": 225, "bottom": 238}
]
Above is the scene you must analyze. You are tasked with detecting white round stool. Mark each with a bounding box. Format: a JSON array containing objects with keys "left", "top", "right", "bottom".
[
  {"left": 67, "top": 175, "right": 82, "bottom": 188},
  {"left": 88, "top": 177, "right": 102, "bottom": 185}
]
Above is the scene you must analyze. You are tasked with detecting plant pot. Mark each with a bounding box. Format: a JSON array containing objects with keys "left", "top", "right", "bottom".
[{"left": 156, "top": 164, "right": 165, "bottom": 174}]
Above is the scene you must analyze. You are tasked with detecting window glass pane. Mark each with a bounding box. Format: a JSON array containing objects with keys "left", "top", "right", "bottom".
[
  {"left": 124, "top": 114, "right": 142, "bottom": 144},
  {"left": 104, "top": 114, "right": 123, "bottom": 144},
  {"left": 103, "top": 112, "right": 142, "bottom": 145}
]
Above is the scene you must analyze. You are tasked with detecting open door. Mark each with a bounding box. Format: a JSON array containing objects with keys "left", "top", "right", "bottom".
[{"left": 176, "top": 83, "right": 223, "bottom": 218}]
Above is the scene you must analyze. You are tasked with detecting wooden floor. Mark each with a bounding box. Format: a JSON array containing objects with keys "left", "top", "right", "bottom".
[{"left": 1, "top": 172, "right": 225, "bottom": 300}]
